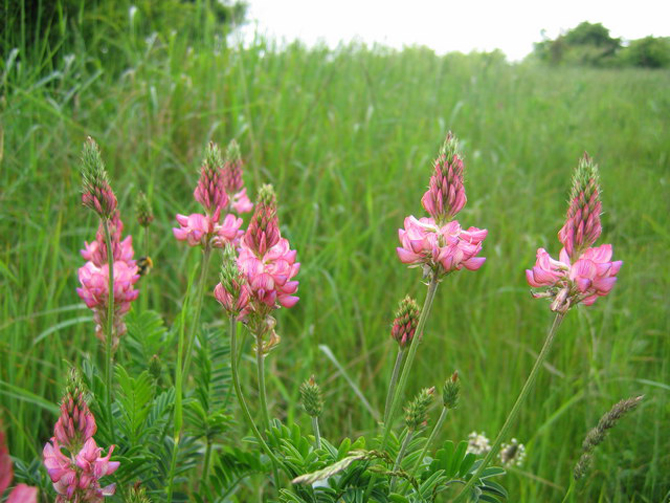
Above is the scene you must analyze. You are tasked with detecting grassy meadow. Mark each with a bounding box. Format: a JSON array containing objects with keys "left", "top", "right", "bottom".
[{"left": 1, "top": 16, "right": 669, "bottom": 503}]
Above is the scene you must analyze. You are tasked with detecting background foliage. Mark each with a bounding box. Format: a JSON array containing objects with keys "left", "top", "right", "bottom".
[{"left": 1, "top": 1, "right": 669, "bottom": 501}]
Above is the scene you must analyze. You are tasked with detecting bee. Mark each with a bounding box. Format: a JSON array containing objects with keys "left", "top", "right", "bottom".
[{"left": 137, "top": 256, "right": 154, "bottom": 277}]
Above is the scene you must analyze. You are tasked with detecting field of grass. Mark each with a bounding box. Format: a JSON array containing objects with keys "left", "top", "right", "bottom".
[{"left": 1, "top": 14, "right": 669, "bottom": 502}]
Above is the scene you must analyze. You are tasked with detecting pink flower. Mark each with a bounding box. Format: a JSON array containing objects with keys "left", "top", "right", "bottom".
[
  {"left": 243, "top": 185, "right": 281, "bottom": 256},
  {"left": 231, "top": 188, "right": 254, "bottom": 214},
  {"left": 397, "top": 216, "right": 487, "bottom": 275},
  {"left": 81, "top": 137, "right": 117, "bottom": 220},
  {"left": 526, "top": 245, "right": 622, "bottom": 312},
  {"left": 81, "top": 212, "right": 135, "bottom": 268},
  {"left": 77, "top": 260, "right": 140, "bottom": 348},
  {"left": 173, "top": 210, "right": 243, "bottom": 249},
  {"left": 238, "top": 237, "right": 300, "bottom": 311}
]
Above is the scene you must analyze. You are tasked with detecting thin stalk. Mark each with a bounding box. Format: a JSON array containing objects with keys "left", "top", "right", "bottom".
[
  {"left": 383, "top": 348, "right": 405, "bottom": 425},
  {"left": 202, "top": 439, "right": 213, "bottom": 486},
  {"left": 390, "top": 430, "right": 414, "bottom": 490},
  {"left": 167, "top": 284, "right": 190, "bottom": 503},
  {"left": 381, "top": 275, "right": 440, "bottom": 449},
  {"left": 410, "top": 407, "right": 448, "bottom": 478},
  {"left": 230, "top": 317, "right": 283, "bottom": 488},
  {"left": 311, "top": 416, "right": 322, "bottom": 449},
  {"left": 182, "top": 245, "right": 212, "bottom": 380},
  {"left": 256, "top": 333, "right": 271, "bottom": 433},
  {"left": 560, "top": 478, "right": 576, "bottom": 503},
  {"left": 102, "top": 219, "right": 116, "bottom": 441},
  {"left": 452, "top": 313, "right": 565, "bottom": 502}
]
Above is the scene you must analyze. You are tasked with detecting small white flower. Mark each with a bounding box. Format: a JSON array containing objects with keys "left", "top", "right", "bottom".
[
  {"left": 499, "top": 438, "right": 526, "bottom": 467},
  {"left": 466, "top": 431, "right": 491, "bottom": 455}
]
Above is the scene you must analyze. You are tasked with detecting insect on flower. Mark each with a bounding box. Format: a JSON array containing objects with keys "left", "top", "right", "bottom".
[{"left": 136, "top": 256, "right": 154, "bottom": 277}]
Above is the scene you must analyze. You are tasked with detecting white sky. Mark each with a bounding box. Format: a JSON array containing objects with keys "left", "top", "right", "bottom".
[{"left": 240, "top": 0, "right": 670, "bottom": 61}]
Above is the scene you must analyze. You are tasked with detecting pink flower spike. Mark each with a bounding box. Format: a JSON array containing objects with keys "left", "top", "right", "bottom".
[{"left": 193, "top": 142, "right": 229, "bottom": 214}]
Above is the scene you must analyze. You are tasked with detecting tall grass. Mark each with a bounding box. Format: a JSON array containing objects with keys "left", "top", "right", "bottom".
[{"left": 1, "top": 9, "right": 668, "bottom": 501}]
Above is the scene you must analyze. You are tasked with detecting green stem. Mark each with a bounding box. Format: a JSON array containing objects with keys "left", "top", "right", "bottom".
[
  {"left": 230, "top": 317, "right": 283, "bottom": 487},
  {"left": 102, "top": 219, "right": 116, "bottom": 442},
  {"left": 256, "top": 333, "right": 271, "bottom": 433},
  {"left": 167, "top": 286, "right": 189, "bottom": 503},
  {"left": 410, "top": 406, "right": 448, "bottom": 478},
  {"left": 182, "top": 245, "right": 212, "bottom": 380},
  {"left": 311, "top": 416, "right": 321, "bottom": 450},
  {"left": 202, "top": 439, "right": 213, "bottom": 486},
  {"left": 381, "top": 275, "right": 440, "bottom": 449},
  {"left": 560, "top": 478, "right": 576, "bottom": 503},
  {"left": 390, "top": 430, "right": 414, "bottom": 490},
  {"left": 452, "top": 313, "right": 565, "bottom": 502},
  {"left": 383, "top": 349, "right": 405, "bottom": 425}
]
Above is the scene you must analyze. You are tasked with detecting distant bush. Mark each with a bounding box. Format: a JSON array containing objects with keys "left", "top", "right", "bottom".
[
  {"left": 531, "top": 21, "right": 670, "bottom": 69},
  {"left": 618, "top": 36, "right": 670, "bottom": 68}
]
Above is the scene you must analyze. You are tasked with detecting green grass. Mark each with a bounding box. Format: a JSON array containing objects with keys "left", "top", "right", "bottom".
[{"left": 1, "top": 17, "right": 669, "bottom": 502}]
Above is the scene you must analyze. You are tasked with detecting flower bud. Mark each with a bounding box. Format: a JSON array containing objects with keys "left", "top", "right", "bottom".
[
  {"left": 559, "top": 153, "right": 602, "bottom": 260},
  {"left": 391, "top": 296, "right": 420, "bottom": 349},
  {"left": 442, "top": 371, "right": 460, "bottom": 409},
  {"left": 223, "top": 139, "right": 244, "bottom": 193},
  {"left": 300, "top": 375, "right": 324, "bottom": 418},
  {"left": 214, "top": 245, "right": 250, "bottom": 316},
  {"left": 194, "top": 142, "right": 229, "bottom": 214},
  {"left": 405, "top": 387, "right": 435, "bottom": 431},
  {"left": 243, "top": 184, "right": 281, "bottom": 256},
  {"left": 421, "top": 132, "right": 467, "bottom": 224},
  {"left": 54, "top": 369, "right": 96, "bottom": 453},
  {"left": 136, "top": 191, "right": 154, "bottom": 228},
  {"left": 81, "top": 137, "right": 117, "bottom": 219}
]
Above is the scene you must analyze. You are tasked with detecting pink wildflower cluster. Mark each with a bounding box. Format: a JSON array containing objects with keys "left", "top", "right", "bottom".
[
  {"left": 526, "top": 155, "right": 622, "bottom": 312},
  {"left": 214, "top": 185, "right": 299, "bottom": 351},
  {"left": 397, "top": 133, "right": 487, "bottom": 277},
  {"left": 76, "top": 212, "right": 140, "bottom": 349},
  {"left": 173, "top": 141, "right": 252, "bottom": 249},
  {"left": 1, "top": 427, "right": 38, "bottom": 503},
  {"left": 43, "top": 383, "right": 119, "bottom": 502}
]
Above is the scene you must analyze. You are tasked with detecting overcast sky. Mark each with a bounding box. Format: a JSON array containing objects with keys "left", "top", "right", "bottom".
[{"left": 240, "top": 0, "right": 670, "bottom": 61}]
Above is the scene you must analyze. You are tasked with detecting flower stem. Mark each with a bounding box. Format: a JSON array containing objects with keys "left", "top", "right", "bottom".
[
  {"left": 410, "top": 406, "right": 448, "bottom": 477},
  {"left": 560, "top": 478, "right": 576, "bottom": 503},
  {"left": 167, "top": 283, "right": 190, "bottom": 503},
  {"left": 381, "top": 274, "right": 440, "bottom": 449},
  {"left": 202, "top": 439, "right": 213, "bottom": 486},
  {"left": 452, "top": 312, "right": 565, "bottom": 502},
  {"left": 102, "top": 219, "right": 116, "bottom": 442},
  {"left": 390, "top": 430, "right": 414, "bottom": 490},
  {"left": 256, "top": 333, "right": 271, "bottom": 433},
  {"left": 383, "top": 349, "right": 405, "bottom": 425},
  {"left": 182, "top": 245, "right": 212, "bottom": 380},
  {"left": 230, "top": 317, "right": 283, "bottom": 489},
  {"left": 311, "top": 416, "right": 322, "bottom": 450}
]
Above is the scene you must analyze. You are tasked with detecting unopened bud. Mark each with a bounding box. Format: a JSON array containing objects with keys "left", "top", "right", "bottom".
[
  {"left": 136, "top": 191, "right": 154, "bottom": 228},
  {"left": 300, "top": 375, "right": 323, "bottom": 418},
  {"left": 442, "top": 371, "right": 460, "bottom": 409},
  {"left": 223, "top": 139, "right": 244, "bottom": 193},
  {"left": 244, "top": 184, "right": 280, "bottom": 255},
  {"left": 391, "top": 296, "right": 420, "bottom": 349},
  {"left": 80, "top": 137, "right": 117, "bottom": 219},
  {"left": 194, "top": 142, "right": 228, "bottom": 214},
  {"left": 405, "top": 387, "right": 435, "bottom": 431}
]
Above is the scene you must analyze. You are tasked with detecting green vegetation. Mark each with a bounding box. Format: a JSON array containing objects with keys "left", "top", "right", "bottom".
[
  {"left": 1, "top": 4, "right": 669, "bottom": 502},
  {"left": 532, "top": 21, "right": 670, "bottom": 68}
]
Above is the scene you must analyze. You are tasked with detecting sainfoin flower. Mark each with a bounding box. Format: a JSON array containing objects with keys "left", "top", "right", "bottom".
[
  {"left": 80, "top": 137, "right": 117, "bottom": 220},
  {"left": 1, "top": 427, "right": 39, "bottom": 502},
  {"left": 397, "top": 216, "right": 487, "bottom": 275},
  {"left": 81, "top": 212, "right": 135, "bottom": 268},
  {"left": 397, "top": 133, "right": 487, "bottom": 277},
  {"left": 173, "top": 143, "right": 245, "bottom": 249},
  {"left": 43, "top": 385, "right": 118, "bottom": 503},
  {"left": 391, "top": 296, "right": 420, "bottom": 349},
  {"left": 526, "top": 155, "right": 621, "bottom": 313}
]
